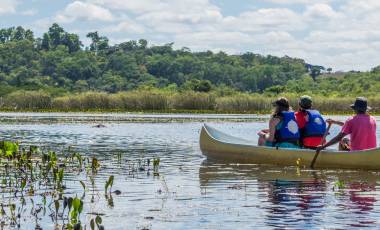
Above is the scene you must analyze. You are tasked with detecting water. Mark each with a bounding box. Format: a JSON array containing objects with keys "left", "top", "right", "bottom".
[{"left": 0, "top": 113, "right": 380, "bottom": 229}]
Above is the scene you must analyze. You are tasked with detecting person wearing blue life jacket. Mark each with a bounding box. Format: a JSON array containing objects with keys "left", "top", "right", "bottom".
[
  {"left": 258, "top": 97, "right": 300, "bottom": 149},
  {"left": 295, "top": 95, "right": 327, "bottom": 149}
]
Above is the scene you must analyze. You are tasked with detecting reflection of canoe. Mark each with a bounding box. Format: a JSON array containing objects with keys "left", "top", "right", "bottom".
[
  {"left": 200, "top": 124, "right": 380, "bottom": 170},
  {"left": 198, "top": 159, "right": 325, "bottom": 187},
  {"left": 198, "top": 159, "right": 380, "bottom": 187}
]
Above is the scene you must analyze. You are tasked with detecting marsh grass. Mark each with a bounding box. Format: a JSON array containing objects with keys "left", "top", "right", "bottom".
[
  {"left": 0, "top": 141, "right": 161, "bottom": 229},
  {"left": 2, "top": 90, "right": 380, "bottom": 114}
]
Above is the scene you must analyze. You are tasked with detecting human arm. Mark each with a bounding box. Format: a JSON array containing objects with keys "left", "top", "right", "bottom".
[
  {"left": 266, "top": 117, "right": 280, "bottom": 142},
  {"left": 316, "top": 132, "right": 347, "bottom": 152},
  {"left": 326, "top": 118, "right": 344, "bottom": 126}
]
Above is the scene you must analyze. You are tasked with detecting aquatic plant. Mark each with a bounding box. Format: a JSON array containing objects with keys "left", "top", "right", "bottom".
[{"left": 105, "top": 175, "right": 114, "bottom": 193}]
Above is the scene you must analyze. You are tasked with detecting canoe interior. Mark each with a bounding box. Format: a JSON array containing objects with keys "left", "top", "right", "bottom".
[{"left": 199, "top": 124, "right": 380, "bottom": 170}]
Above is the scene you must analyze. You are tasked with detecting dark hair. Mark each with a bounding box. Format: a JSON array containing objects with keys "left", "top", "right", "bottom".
[{"left": 272, "top": 97, "right": 291, "bottom": 118}]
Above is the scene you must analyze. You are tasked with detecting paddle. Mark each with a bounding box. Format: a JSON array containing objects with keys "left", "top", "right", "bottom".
[{"left": 310, "top": 122, "right": 332, "bottom": 169}]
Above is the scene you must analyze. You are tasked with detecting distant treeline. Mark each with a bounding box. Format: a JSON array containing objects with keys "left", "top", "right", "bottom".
[
  {"left": 1, "top": 23, "right": 323, "bottom": 95},
  {"left": 1, "top": 90, "right": 379, "bottom": 114},
  {"left": 1, "top": 23, "right": 380, "bottom": 109}
]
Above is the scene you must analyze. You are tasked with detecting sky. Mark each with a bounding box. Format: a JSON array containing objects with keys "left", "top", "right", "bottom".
[{"left": 1, "top": 0, "right": 380, "bottom": 71}]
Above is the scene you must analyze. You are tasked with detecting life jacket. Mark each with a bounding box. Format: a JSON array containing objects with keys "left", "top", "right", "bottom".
[
  {"left": 275, "top": 111, "right": 300, "bottom": 145},
  {"left": 303, "top": 110, "right": 326, "bottom": 138}
]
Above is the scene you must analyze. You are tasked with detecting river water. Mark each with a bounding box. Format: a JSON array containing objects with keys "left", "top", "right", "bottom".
[{"left": 0, "top": 113, "right": 380, "bottom": 229}]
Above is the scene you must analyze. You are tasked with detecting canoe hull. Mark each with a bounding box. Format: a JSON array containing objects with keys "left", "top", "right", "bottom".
[{"left": 200, "top": 124, "right": 380, "bottom": 170}]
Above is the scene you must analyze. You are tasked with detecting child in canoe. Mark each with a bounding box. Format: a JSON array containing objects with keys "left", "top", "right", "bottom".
[
  {"left": 258, "top": 97, "right": 300, "bottom": 149},
  {"left": 295, "top": 95, "right": 327, "bottom": 149}
]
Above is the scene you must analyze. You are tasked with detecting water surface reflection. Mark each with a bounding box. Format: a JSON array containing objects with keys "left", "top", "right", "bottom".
[{"left": 199, "top": 160, "right": 380, "bottom": 229}]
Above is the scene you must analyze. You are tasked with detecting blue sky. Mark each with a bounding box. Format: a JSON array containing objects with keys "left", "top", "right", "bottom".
[{"left": 1, "top": 0, "right": 380, "bottom": 71}]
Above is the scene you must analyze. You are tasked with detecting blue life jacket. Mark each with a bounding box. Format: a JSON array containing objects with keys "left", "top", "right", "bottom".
[
  {"left": 303, "top": 110, "right": 326, "bottom": 137},
  {"left": 275, "top": 111, "right": 300, "bottom": 144}
]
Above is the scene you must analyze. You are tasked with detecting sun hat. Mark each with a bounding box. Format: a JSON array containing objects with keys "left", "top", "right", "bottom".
[{"left": 350, "top": 97, "right": 371, "bottom": 112}]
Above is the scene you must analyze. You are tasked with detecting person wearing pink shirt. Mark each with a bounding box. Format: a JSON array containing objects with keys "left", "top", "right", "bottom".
[{"left": 316, "top": 97, "right": 377, "bottom": 152}]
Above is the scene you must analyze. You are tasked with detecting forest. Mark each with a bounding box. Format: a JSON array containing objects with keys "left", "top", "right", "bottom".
[{"left": 1, "top": 24, "right": 380, "bottom": 112}]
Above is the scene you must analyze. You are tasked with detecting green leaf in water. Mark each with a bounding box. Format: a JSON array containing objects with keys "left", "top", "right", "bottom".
[
  {"left": 91, "top": 157, "right": 100, "bottom": 172},
  {"left": 90, "top": 219, "right": 95, "bottom": 230},
  {"left": 335, "top": 180, "right": 345, "bottom": 189},
  {"left": 68, "top": 197, "right": 73, "bottom": 211},
  {"left": 20, "top": 178, "right": 26, "bottom": 191},
  {"left": 63, "top": 197, "right": 68, "bottom": 211},
  {"left": 72, "top": 198, "right": 81, "bottom": 211},
  {"left": 79, "top": 181, "right": 86, "bottom": 191},
  {"left": 105, "top": 175, "right": 114, "bottom": 192},
  {"left": 95, "top": 215, "right": 102, "bottom": 225},
  {"left": 54, "top": 200, "right": 60, "bottom": 216}
]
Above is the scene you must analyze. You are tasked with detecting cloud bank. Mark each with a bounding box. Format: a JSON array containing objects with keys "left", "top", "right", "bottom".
[{"left": 2, "top": 0, "right": 380, "bottom": 71}]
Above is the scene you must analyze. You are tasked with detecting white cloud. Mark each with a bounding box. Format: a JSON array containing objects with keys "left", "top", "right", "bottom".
[
  {"left": 89, "top": 0, "right": 164, "bottom": 13},
  {"left": 263, "top": 0, "right": 334, "bottom": 5},
  {"left": 55, "top": 1, "right": 114, "bottom": 23},
  {"left": 175, "top": 31, "right": 252, "bottom": 47},
  {"left": 0, "top": 0, "right": 18, "bottom": 15},
  {"left": 304, "top": 4, "right": 340, "bottom": 20},
  {"left": 20, "top": 9, "right": 37, "bottom": 16},
  {"left": 134, "top": 0, "right": 223, "bottom": 34},
  {"left": 222, "top": 8, "right": 304, "bottom": 32},
  {"left": 342, "top": 0, "right": 380, "bottom": 16},
  {"left": 103, "top": 19, "right": 145, "bottom": 34}
]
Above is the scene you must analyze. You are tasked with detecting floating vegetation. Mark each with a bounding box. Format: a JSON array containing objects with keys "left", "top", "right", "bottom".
[{"left": 0, "top": 141, "right": 161, "bottom": 229}]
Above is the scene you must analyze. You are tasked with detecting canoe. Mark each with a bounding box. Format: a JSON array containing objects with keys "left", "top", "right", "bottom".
[{"left": 199, "top": 124, "right": 380, "bottom": 170}]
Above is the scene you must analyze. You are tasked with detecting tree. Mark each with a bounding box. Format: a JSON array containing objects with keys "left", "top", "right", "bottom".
[
  {"left": 310, "top": 66, "right": 325, "bottom": 81},
  {"left": 41, "top": 33, "right": 50, "bottom": 50},
  {"left": 87, "top": 31, "right": 109, "bottom": 53},
  {"left": 264, "top": 85, "right": 286, "bottom": 95},
  {"left": 87, "top": 31, "right": 100, "bottom": 52},
  {"left": 48, "top": 23, "right": 64, "bottom": 47},
  {"left": 61, "top": 33, "right": 81, "bottom": 53},
  {"left": 24, "top": 29, "right": 34, "bottom": 41},
  {"left": 371, "top": 65, "right": 380, "bottom": 73},
  {"left": 12, "top": 26, "right": 26, "bottom": 41},
  {"left": 138, "top": 39, "right": 148, "bottom": 49}
]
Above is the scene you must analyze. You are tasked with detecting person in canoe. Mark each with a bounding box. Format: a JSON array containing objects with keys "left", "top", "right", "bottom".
[
  {"left": 316, "top": 97, "right": 377, "bottom": 152},
  {"left": 295, "top": 95, "right": 327, "bottom": 149},
  {"left": 258, "top": 97, "right": 300, "bottom": 149}
]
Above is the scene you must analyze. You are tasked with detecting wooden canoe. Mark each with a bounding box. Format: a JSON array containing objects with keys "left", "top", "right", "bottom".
[{"left": 200, "top": 124, "right": 380, "bottom": 170}]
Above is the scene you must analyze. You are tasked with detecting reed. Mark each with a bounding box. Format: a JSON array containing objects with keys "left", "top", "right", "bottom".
[
  {"left": 216, "top": 94, "right": 272, "bottom": 113},
  {"left": 171, "top": 92, "right": 216, "bottom": 110},
  {"left": 2, "top": 91, "right": 52, "bottom": 110},
  {"left": 2, "top": 90, "right": 380, "bottom": 114}
]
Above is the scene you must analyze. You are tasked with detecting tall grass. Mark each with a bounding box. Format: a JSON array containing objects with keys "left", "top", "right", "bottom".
[
  {"left": 2, "top": 91, "right": 52, "bottom": 110},
  {"left": 1, "top": 90, "right": 379, "bottom": 114}
]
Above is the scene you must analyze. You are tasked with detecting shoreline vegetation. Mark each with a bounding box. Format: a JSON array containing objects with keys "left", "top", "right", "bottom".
[{"left": 0, "top": 90, "right": 378, "bottom": 115}]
